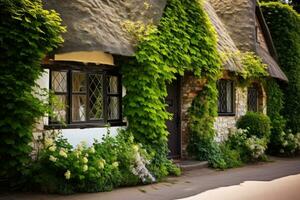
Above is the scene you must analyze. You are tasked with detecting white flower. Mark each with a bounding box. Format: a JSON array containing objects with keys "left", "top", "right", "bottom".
[
  {"left": 82, "top": 157, "right": 88, "bottom": 164},
  {"left": 59, "top": 149, "right": 68, "bottom": 158},
  {"left": 89, "top": 147, "right": 95, "bottom": 154},
  {"left": 133, "top": 145, "right": 139, "bottom": 152},
  {"left": 98, "top": 159, "right": 105, "bottom": 169},
  {"left": 112, "top": 162, "right": 119, "bottom": 168},
  {"left": 83, "top": 165, "right": 88, "bottom": 172},
  {"left": 49, "top": 155, "right": 57, "bottom": 162},
  {"left": 64, "top": 170, "right": 71, "bottom": 180},
  {"left": 49, "top": 145, "right": 56, "bottom": 152},
  {"left": 44, "top": 138, "right": 53, "bottom": 148}
]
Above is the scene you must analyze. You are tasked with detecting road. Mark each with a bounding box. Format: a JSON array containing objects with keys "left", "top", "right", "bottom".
[{"left": 2, "top": 157, "right": 300, "bottom": 200}]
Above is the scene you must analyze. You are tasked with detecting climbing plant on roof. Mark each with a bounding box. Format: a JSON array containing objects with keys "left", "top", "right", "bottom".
[
  {"left": 0, "top": 0, "right": 65, "bottom": 188},
  {"left": 121, "top": 0, "right": 221, "bottom": 178}
]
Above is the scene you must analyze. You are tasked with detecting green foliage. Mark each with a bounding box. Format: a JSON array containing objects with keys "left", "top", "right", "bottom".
[
  {"left": 31, "top": 131, "right": 157, "bottom": 194},
  {"left": 265, "top": 79, "right": 288, "bottom": 154},
  {"left": 187, "top": 81, "right": 219, "bottom": 156},
  {"left": 239, "top": 52, "right": 268, "bottom": 82},
  {"left": 0, "top": 0, "right": 65, "bottom": 187},
  {"left": 261, "top": 2, "right": 300, "bottom": 133},
  {"left": 237, "top": 112, "right": 271, "bottom": 140},
  {"left": 226, "top": 129, "right": 268, "bottom": 162},
  {"left": 121, "top": 0, "right": 221, "bottom": 176}
]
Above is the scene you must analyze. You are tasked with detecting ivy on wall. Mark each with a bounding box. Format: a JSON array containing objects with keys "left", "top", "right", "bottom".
[
  {"left": 0, "top": 0, "right": 65, "bottom": 187},
  {"left": 121, "top": 0, "right": 221, "bottom": 177},
  {"left": 261, "top": 2, "right": 300, "bottom": 133},
  {"left": 265, "top": 79, "right": 286, "bottom": 153}
]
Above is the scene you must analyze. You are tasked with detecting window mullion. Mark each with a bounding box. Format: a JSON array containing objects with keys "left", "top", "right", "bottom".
[
  {"left": 67, "top": 70, "right": 72, "bottom": 124},
  {"left": 86, "top": 72, "right": 89, "bottom": 122},
  {"left": 103, "top": 72, "right": 108, "bottom": 123}
]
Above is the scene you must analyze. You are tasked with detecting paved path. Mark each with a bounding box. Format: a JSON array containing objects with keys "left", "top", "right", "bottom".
[{"left": 2, "top": 157, "right": 300, "bottom": 200}]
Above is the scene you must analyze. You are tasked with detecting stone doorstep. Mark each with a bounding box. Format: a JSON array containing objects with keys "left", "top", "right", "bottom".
[{"left": 174, "top": 160, "right": 209, "bottom": 171}]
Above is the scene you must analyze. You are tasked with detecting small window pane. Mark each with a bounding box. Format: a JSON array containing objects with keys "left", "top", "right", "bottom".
[
  {"left": 72, "top": 95, "right": 86, "bottom": 122},
  {"left": 72, "top": 72, "right": 86, "bottom": 92},
  {"left": 226, "top": 81, "right": 233, "bottom": 113},
  {"left": 218, "top": 80, "right": 234, "bottom": 114},
  {"left": 52, "top": 95, "right": 67, "bottom": 122},
  {"left": 107, "top": 76, "right": 119, "bottom": 94},
  {"left": 51, "top": 71, "right": 67, "bottom": 92},
  {"left": 248, "top": 86, "right": 258, "bottom": 112},
  {"left": 108, "top": 97, "right": 119, "bottom": 120},
  {"left": 88, "top": 74, "right": 103, "bottom": 120}
]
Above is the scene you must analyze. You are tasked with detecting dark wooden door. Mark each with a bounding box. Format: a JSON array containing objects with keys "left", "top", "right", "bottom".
[{"left": 166, "top": 79, "right": 181, "bottom": 158}]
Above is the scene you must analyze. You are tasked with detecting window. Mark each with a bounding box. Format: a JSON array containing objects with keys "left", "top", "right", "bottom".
[
  {"left": 49, "top": 68, "right": 122, "bottom": 127},
  {"left": 247, "top": 84, "right": 259, "bottom": 112},
  {"left": 217, "top": 79, "right": 234, "bottom": 115}
]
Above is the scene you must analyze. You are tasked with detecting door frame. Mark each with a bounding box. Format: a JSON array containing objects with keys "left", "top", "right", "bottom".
[{"left": 167, "top": 77, "right": 182, "bottom": 159}]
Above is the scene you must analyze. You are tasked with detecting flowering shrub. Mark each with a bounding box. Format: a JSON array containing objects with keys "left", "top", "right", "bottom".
[
  {"left": 30, "top": 130, "right": 160, "bottom": 194},
  {"left": 275, "top": 130, "right": 300, "bottom": 155},
  {"left": 227, "top": 128, "right": 268, "bottom": 162}
]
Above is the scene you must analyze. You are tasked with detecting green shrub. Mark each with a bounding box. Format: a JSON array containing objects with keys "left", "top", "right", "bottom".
[
  {"left": 31, "top": 130, "right": 162, "bottom": 194},
  {"left": 261, "top": 2, "right": 300, "bottom": 133},
  {"left": 273, "top": 130, "right": 300, "bottom": 155},
  {"left": 226, "top": 129, "right": 268, "bottom": 162},
  {"left": 0, "top": 0, "right": 65, "bottom": 188},
  {"left": 236, "top": 112, "right": 271, "bottom": 140}
]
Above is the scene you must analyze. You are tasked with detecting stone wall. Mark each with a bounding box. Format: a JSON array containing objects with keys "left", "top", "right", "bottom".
[
  {"left": 180, "top": 73, "right": 206, "bottom": 157},
  {"left": 180, "top": 73, "right": 267, "bottom": 156},
  {"left": 214, "top": 86, "right": 248, "bottom": 142}
]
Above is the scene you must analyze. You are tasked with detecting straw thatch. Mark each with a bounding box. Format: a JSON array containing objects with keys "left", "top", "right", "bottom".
[{"left": 43, "top": 0, "right": 167, "bottom": 56}]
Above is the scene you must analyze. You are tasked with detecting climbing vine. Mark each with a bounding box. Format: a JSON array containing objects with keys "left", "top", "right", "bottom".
[
  {"left": 261, "top": 2, "right": 300, "bottom": 133},
  {"left": 0, "top": 0, "right": 65, "bottom": 188},
  {"left": 121, "top": 0, "right": 221, "bottom": 177}
]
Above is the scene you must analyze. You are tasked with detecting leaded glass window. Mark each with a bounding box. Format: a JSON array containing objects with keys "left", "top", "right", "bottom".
[
  {"left": 248, "top": 85, "right": 259, "bottom": 112},
  {"left": 49, "top": 69, "right": 122, "bottom": 126},
  {"left": 217, "top": 80, "right": 234, "bottom": 115}
]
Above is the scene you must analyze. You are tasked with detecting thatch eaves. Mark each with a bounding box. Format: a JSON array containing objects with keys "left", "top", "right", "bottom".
[
  {"left": 43, "top": 0, "right": 167, "bottom": 56},
  {"left": 204, "top": 1, "right": 243, "bottom": 72}
]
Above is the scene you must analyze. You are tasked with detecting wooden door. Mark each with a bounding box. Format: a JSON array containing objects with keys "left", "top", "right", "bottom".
[{"left": 166, "top": 79, "right": 181, "bottom": 158}]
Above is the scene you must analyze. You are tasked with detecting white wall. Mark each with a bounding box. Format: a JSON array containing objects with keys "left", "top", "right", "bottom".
[{"left": 61, "top": 126, "right": 123, "bottom": 147}]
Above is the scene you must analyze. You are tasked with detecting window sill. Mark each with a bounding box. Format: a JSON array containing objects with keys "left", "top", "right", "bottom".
[
  {"left": 218, "top": 113, "right": 236, "bottom": 117},
  {"left": 44, "top": 121, "right": 127, "bottom": 130}
]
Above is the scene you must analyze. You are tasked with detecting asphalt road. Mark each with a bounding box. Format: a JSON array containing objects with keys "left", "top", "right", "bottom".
[{"left": 2, "top": 157, "right": 300, "bottom": 200}]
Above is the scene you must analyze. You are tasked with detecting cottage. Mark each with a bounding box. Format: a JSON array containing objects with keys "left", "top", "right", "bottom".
[{"left": 38, "top": 0, "right": 287, "bottom": 159}]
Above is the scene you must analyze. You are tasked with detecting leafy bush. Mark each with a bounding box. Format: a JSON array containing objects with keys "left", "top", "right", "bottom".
[
  {"left": 0, "top": 0, "right": 65, "bottom": 188},
  {"left": 261, "top": 2, "right": 300, "bottom": 133},
  {"left": 31, "top": 130, "right": 162, "bottom": 194},
  {"left": 236, "top": 112, "right": 271, "bottom": 140},
  {"left": 272, "top": 130, "right": 300, "bottom": 155},
  {"left": 226, "top": 129, "right": 268, "bottom": 162}
]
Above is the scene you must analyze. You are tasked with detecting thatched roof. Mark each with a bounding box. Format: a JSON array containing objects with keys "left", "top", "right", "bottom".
[
  {"left": 257, "top": 46, "right": 288, "bottom": 81},
  {"left": 43, "top": 0, "right": 167, "bottom": 56},
  {"left": 209, "top": 0, "right": 257, "bottom": 52},
  {"left": 204, "top": 1, "right": 243, "bottom": 72},
  {"left": 209, "top": 0, "right": 287, "bottom": 81}
]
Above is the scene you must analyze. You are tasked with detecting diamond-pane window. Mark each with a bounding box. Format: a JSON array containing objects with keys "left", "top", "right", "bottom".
[
  {"left": 88, "top": 74, "right": 103, "bottom": 120},
  {"left": 217, "top": 80, "right": 234, "bottom": 114},
  {"left": 248, "top": 86, "right": 258, "bottom": 112},
  {"left": 51, "top": 71, "right": 67, "bottom": 92},
  {"left": 52, "top": 95, "right": 67, "bottom": 122},
  {"left": 49, "top": 69, "right": 122, "bottom": 126}
]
